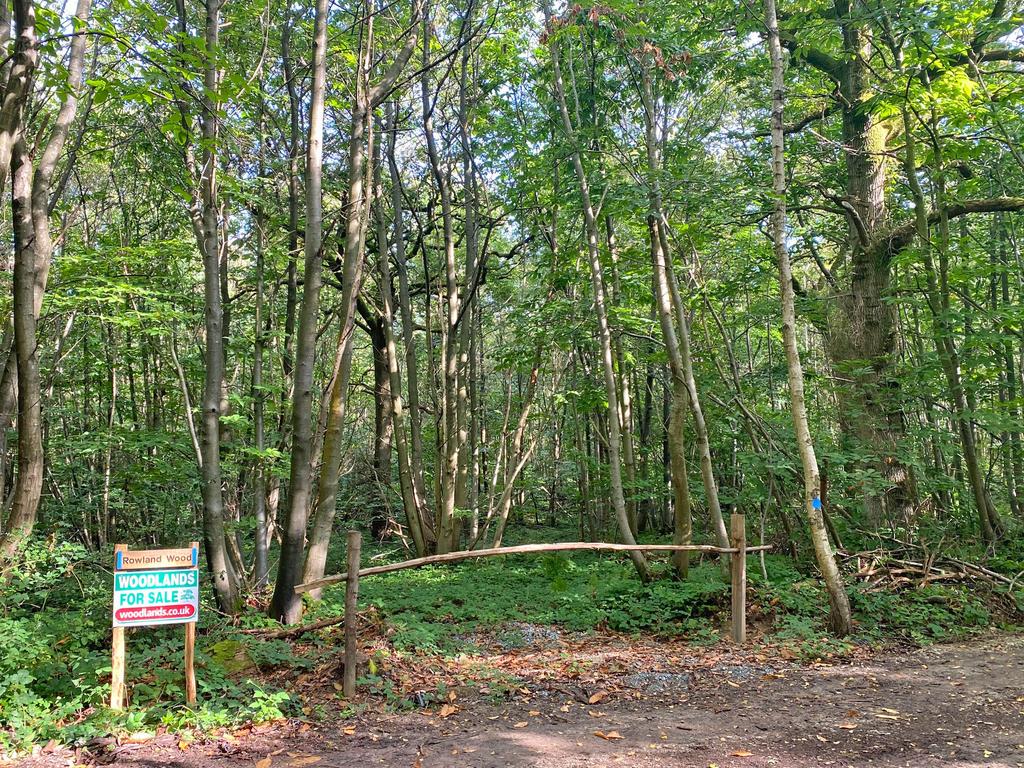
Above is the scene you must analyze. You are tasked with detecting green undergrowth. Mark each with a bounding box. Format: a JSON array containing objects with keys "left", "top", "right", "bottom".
[
  {"left": 2, "top": 532, "right": 1021, "bottom": 754},
  {"left": 308, "top": 534, "right": 1021, "bottom": 659},
  {"left": 316, "top": 552, "right": 731, "bottom": 652}
]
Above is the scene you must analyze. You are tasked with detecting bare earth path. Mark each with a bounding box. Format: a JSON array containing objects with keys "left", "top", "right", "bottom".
[{"left": 20, "top": 632, "right": 1024, "bottom": 768}]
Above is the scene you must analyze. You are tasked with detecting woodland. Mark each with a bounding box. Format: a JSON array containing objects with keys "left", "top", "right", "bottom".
[{"left": 0, "top": 0, "right": 1023, "bottom": 761}]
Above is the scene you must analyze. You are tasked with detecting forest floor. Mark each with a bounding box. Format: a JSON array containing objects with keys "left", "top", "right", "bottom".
[{"left": 15, "top": 629, "right": 1023, "bottom": 768}]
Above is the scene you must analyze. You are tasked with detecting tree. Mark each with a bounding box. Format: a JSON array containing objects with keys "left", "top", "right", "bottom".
[{"left": 765, "top": 0, "right": 852, "bottom": 634}]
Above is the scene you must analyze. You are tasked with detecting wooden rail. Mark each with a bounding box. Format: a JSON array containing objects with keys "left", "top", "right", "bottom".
[
  {"left": 299, "top": 514, "right": 763, "bottom": 696},
  {"left": 296, "top": 537, "right": 770, "bottom": 593}
]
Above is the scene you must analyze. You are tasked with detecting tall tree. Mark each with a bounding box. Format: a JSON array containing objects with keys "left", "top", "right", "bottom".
[{"left": 765, "top": 0, "right": 852, "bottom": 634}]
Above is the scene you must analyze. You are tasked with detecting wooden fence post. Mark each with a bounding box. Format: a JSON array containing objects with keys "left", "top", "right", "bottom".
[
  {"left": 184, "top": 621, "right": 197, "bottom": 706},
  {"left": 111, "top": 543, "right": 127, "bottom": 710},
  {"left": 185, "top": 539, "right": 198, "bottom": 706},
  {"left": 730, "top": 513, "right": 746, "bottom": 644},
  {"left": 343, "top": 530, "right": 362, "bottom": 698}
]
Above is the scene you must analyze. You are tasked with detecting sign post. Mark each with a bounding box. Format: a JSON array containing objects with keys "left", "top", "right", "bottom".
[{"left": 111, "top": 542, "right": 200, "bottom": 710}]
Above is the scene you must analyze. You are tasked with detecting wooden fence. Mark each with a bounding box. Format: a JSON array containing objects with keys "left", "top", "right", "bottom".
[{"left": 294, "top": 513, "right": 768, "bottom": 697}]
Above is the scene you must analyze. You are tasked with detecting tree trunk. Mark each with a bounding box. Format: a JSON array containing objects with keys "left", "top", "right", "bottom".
[
  {"left": 651, "top": 220, "right": 693, "bottom": 579},
  {"left": 766, "top": 0, "right": 852, "bottom": 634},
  {"left": 269, "top": 0, "right": 329, "bottom": 624},
  {"left": 0, "top": 141, "right": 43, "bottom": 556},
  {"left": 197, "top": 0, "right": 240, "bottom": 614},
  {"left": 383, "top": 102, "right": 431, "bottom": 554},
  {"left": 604, "top": 216, "right": 639, "bottom": 537},
  {"left": 421, "top": 7, "right": 462, "bottom": 554}
]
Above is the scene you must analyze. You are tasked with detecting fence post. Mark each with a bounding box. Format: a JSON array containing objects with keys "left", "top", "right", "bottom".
[
  {"left": 730, "top": 513, "right": 746, "bottom": 644},
  {"left": 343, "top": 530, "right": 362, "bottom": 698},
  {"left": 111, "top": 544, "right": 127, "bottom": 710}
]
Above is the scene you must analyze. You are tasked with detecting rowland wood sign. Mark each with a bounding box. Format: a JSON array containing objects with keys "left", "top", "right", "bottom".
[{"left": 111, "top": 542, "right": 198, "bottom": 709}]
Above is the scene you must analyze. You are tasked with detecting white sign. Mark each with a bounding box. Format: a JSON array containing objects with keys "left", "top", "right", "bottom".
[{"left": 113, "top": 567, "right": 200, "bottom": 627}]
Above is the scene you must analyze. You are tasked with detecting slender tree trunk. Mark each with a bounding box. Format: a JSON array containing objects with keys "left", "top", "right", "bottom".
[
  {"left": 637, "top": 67, "right": 694, "bottom": 576},
  {"left": 2, "top": 0, "right": 92, "bottom": 554},
  {"left": 270, "top": 0, "right": 329, "bottom": 623},
  {"left": 252, "top": 170, "right": 269, "bottom": 587},
  {"left": 1, "top": 142, "right": 42, "bottom": 556},
  {"left": 389, "top": 116, "right": 429, "bottom": 525},
  {"left": 997, "top": 217, "right": 1022, "bottom": 516},
  {"left": 766, "top": 0, "right": 852, "bottom": 634},
  {"left": 383, "top": 102, "right": 431, "bottom": 553},
  {"left": 605, "top": 216, "right": 639, "bottom": 537},
  {"left": 421, "top": 8, "right": 462, "bottom": 554},
  {"left": 197, "top": 0, "right": 240, "bottom": 613},
  {"left": 101, "top": 324, "right": 117, "bottom": 542},
  {"left": 651, "top": 220, "right": 693, "bottom": 579}
]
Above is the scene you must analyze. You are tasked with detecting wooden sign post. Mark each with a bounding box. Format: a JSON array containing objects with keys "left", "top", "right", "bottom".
[{"left": 111, "top": 542, "right": 200, "bottom": 710}]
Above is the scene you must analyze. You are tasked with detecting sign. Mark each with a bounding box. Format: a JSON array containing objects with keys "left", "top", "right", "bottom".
[
  {"left": 113, "top": 567, "right": 200, "bottom": 627},
  {"left": 111, "top": 542, "right": 199, "bottom": 710},
  {"left": 116, "top": 545, "right": 198, "bottom": 571}
]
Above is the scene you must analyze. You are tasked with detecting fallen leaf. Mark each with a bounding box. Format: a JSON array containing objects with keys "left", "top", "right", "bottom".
[
  {"left": 343, "top": 727, "right": 357, "bottom": 736},
  {"left": 588, "top": 710, "right": 605, "bottom": 718},
  {"left": 588, "top": 691, "right": 609, "bottom": 704},
  {"left": 289, "top": 758, "right": 321, "bottom": 767},
  {"left": 838, "top": 723, "right": 858, "bottom": 730},
  {"left": 528, "top": 710, "right": 541, "bottom": 716},
  {"left": 594, "top": 731, "right": 624, "bottom": 741},
  {"left": 255, "top": 758, "right": 272, "bottom": 768},
  {"left": 730, "top": 750, "right": 753, "bottom": 757},
  {"left": 513, "top": 721, "right": 529, "bottom": 728},
  {"left": 439, "top": 704, "right": 458, "bottom": 718},
  {"left": 178, "top": 741, "right": 192, "bottom": 752}
]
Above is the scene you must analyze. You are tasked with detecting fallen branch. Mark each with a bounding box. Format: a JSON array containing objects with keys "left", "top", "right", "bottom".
[
  {"left": 839, "top": 545, "right": 1019, "bottom": 593},
  {"left": 238, "top": 612, "right": 375, "bottom": 639}
]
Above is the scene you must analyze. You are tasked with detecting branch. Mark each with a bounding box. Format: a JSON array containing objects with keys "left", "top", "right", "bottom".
[
  {"left": 978, "top": 48, "right": 1024, "bottom": 64},
  {"left": 779, "top": 32, "right": 841, "bottom": 81},
  {"left": 748, "top": 101, "right": 840, "bottom": 138},
  {"left": 368, "top": 0, "right": 424, "bottom": 108},
  {"left": 873, "top": 197, "right": 1024, "bottom": 263},
  {"left": 295, "top": 541, "right": 774, "bottom": 593}
]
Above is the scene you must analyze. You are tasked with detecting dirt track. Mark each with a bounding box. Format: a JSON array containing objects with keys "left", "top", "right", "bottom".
[{"left": 18, "top": 632, "right": 1024, "bottom": 768}]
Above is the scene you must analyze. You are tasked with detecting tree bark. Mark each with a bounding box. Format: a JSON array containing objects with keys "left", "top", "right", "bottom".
[
  {"left": 269, "top": 0, "right": 329, "bottom": 624},
  {"left": 196, "top": 0, "right": 240, "bottom": 614},
  {"left": 1, "top": 141, "right": 43, "bottom": 557},
  {"left": 767, "top": 0, "right": 852, "bottom": 634}
]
